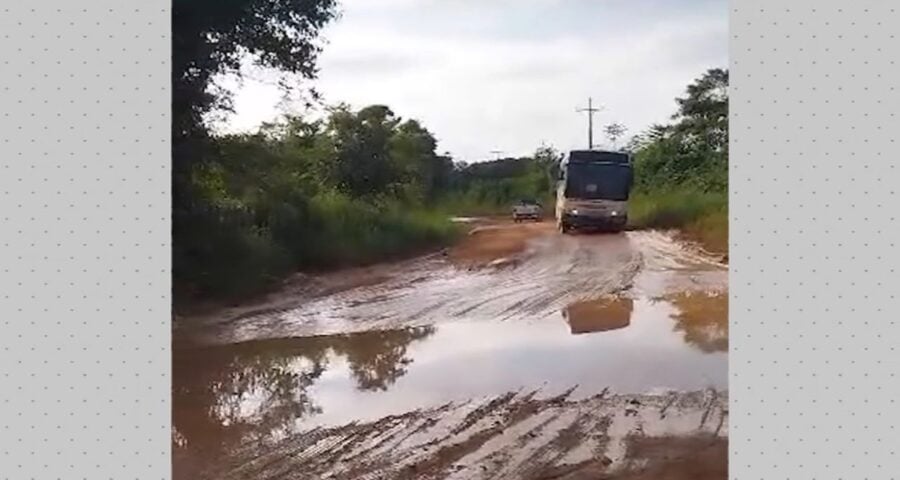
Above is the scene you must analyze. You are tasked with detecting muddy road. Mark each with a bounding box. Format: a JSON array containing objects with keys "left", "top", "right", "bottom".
[{"left": 174, "top": 221, "right": 728, "bottom": 479}]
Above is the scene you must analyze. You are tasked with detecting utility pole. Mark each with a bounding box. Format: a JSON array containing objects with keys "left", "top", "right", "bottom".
[
  {"left": 490, "top": 150, "right": 504, "bottom": 161},
  {"left": 576, "top": 97, "right": 603, "bottom": 150}
]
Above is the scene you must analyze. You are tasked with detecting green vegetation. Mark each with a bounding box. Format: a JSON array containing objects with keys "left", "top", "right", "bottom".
[
  {"left": 172, "top": 0, "right": 463, "bottom": 302},
  {"left": 628, "top": 191, "right": 728, "bottom": 253},
  {"left": 175, "top": 106, "right": 463, "bottom": 300},
  {"left": 174, "top": 103, "right": 562, "bottom": 300},
  {"left": 626, "top": 68, "right": 729, "bottom": 253},
  {"left": 435, "top": 69, "right": 730, "bottom": 254},
  {"left": 171, "top": 0, "right": 729, "bottom": 302},
  {"left": 436, "top": 146, "right": 561, "bottom": 216},
  {"left": 173, "top": 0, "right": 342, "bottom": 301}
]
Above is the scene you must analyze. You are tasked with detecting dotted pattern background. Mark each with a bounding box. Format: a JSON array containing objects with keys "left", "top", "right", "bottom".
[
  {"left": 2, "top": 1, "right": 899, "bottom": 479},
  {"left": 731, "top": 1, "right": 900, "bottom": 478},
  {"left": 0, "top": 2, "right": 170, "bottom": 479}
]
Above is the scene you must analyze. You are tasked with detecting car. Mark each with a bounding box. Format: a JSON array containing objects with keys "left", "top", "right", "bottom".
[{"left": 512, "top": 199, "right": 542, "bottom": 222}]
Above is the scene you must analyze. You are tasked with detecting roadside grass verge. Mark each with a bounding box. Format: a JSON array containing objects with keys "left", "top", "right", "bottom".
[
  {"left": 628, "top": 190, "right": 728, "bottom": 255},
  {"left": 174, "top": 193, "right": 462, "bottom": 305},
  {"left": 301, "top": 193, "right": 462, "bottom": 268}
]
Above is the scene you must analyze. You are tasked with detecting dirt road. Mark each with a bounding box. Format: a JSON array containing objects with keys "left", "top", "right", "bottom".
[{"left": 173, "top": 220, "right": 728, "bottom": 479}]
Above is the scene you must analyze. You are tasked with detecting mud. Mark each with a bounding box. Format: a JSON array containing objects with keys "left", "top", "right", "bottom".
[
  {"left": 448, "top": 221, "right": 554, "bottom": 269},
  {"left": 180, "top": 226, "right": 705, "bottom": 345},
  {"left": 174, "top": 220, "right": 729, "bottom": 479},
  {"left": 178, "top": 389, "right": 727, "bottom": 480}
]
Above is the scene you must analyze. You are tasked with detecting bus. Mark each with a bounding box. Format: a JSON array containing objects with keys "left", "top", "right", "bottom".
[{"left": 555, "top": 150, "right": 634, "bottom": 234}]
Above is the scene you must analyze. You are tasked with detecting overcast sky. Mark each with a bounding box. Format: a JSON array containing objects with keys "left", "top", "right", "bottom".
[{"left": 222, "top": 0, "right": 727, "bottom": 162}]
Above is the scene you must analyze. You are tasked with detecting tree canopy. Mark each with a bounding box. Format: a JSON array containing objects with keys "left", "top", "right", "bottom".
[
  {"left": 170, "top": 2, "right": 727, "bottom": 300},
  {"left": 173, "top": 0, "right": 338, "bottom": 136},
  {"left": 173, "top": 0, "right": 340, "bottom": 210},
  {"left": 631, "top": 68, "right": 729, "bottom": 192}
]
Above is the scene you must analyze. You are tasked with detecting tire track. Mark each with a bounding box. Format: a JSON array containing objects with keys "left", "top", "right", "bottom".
[{"left": 193, "top": 390, "right": 727, "bottom": 480}]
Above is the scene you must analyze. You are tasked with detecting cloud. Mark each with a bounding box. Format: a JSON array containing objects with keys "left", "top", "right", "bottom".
[
  {"left": 224, "top": 0, "right": 727, "bottom": 160},
  {"left": 322, "top": 51, "right": 424, "bottom": 77}
]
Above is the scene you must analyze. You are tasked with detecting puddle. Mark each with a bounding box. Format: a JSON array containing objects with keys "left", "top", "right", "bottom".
[
  {"left": 563, "top": 296, "right": 633, "bottom": 334},
  {"left": 173, "top": 294, "right": 727, "bottom": 460},
  {"left": 665, "top": 290, "right": 728, "bottom": 353}
]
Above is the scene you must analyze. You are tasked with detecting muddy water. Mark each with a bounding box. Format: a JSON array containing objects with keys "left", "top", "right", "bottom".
[
  {"left": 174, "top": 297, "right": 726, "bottom": 475},
  {"left": 182, "top": 230, "right": 723, "bottom": 345},
  {"left": 173, "top": 229, "right": 728, "bottom": 478}
]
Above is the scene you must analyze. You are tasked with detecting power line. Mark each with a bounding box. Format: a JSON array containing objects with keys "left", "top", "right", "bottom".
[
  {"left": 489, "top": 150, "right": 504, "bottom": 161},
  {"left": 576, "top": 97, "right": 604, "bottom": 150}
]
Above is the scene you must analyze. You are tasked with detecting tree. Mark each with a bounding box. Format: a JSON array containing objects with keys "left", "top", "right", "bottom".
[
  {"left": 390, "top": 119, "right": 443, "bottom": 200},
  {"left": 631, "top": 68, "right": 729, "bottom": 193},
  {"left": 173, "top": 0, "right": 339, "bottom": 135},
  {"left": 325, "top": 104, "right": 402, "bottom": 196},
  {"left": 533, "top": 144, "right": 564, "bottom": 186},
  {"left": 172, "top": 0, "right": 340, "bottom": 298},
  {"left": 672, "top": 68, "right": 728, "bottom": 153},
  {"left": 603, "top": 122, "right": 627, "bottom": 149},
  {"left": 172, "top": 0, "right": 339, "bottom": 206},
  {"left": 534, "top": 144, "right": 563, "bottom": 167}
]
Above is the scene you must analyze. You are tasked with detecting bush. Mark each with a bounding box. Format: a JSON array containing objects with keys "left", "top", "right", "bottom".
[
  {"left": 174, "top": 190, "right": 461, "bottom": 302},
  {"left": 623, "top": 68, "right": 729, "bottom": 254},
  {"left": 300, "top": 191, "right": 461, "bottom": 268},
  {"left": 628, "top": 190, "right": 728, "bottom": 254},
  {"left": 173, "top": 205, "right": 294, "bottom": 300}
]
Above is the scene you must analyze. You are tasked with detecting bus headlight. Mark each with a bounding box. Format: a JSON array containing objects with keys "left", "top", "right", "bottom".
[
  {"left": 611, "top": 211, "right": 618, "bottom": 216},
  {"left": 570, "top": 209, "right": 579, "bottom": 216}
]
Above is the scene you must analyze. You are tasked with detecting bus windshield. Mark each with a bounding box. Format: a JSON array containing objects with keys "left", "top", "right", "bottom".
[{"left": 564, "top": 163, "right": 632, "bottom": 201}]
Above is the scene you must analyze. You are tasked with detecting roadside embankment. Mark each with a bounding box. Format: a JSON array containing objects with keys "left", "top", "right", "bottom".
[{"left": 628, "top": 190, "right": 728, "bottom": 257}]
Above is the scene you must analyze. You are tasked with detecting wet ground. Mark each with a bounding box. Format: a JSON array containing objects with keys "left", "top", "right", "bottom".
[{"left": 173, "top": 221, "right": 728, "bottom": 479}]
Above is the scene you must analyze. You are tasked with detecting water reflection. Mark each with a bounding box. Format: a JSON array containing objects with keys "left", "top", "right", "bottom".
[
  {"left": 665, "top": 291, "right": 728, "bottom": 353},
  {"left": 562, "top": 296, "right": 633, "bottom": 335},
  {"left": 173, "top": 293, "right": 729, "bottom": 477},
  {"left": 337, "top": 328, "right": 435, "bottom": 390},
  {"left": 172, "top": 325, "right": 434, "bottom": 470}
]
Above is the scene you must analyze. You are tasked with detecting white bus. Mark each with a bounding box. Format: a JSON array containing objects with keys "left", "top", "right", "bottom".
[{"left": 555, "top": 150, "right": 634, "bottom": 234}]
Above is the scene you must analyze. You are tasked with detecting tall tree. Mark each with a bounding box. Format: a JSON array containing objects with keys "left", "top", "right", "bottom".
[
  {"left": 632, "top": 68, "right": 729, "bottom": 192},
  {"left": 325, "top": 104, "right": 405, "bottom": 197},
  {"left": 172, "top": 0, "right": 339, "bottom": 297},
  {"left": 389, "top": 120, "right": 444, "bottom": 200},
  {"left": 172, "top": 0, "right": 339, "bottom": 207},
  {"left": 672, "top": 68, "right": 728, "bottom": 152},
  {"left": 534, "top": 144, "right": 564, "bottom": 187},
  {"left": 603, "top": 123, "right": 627, "bottom": 149}
]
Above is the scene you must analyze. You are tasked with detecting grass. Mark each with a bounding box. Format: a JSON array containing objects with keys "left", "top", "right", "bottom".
[
  {"left": 628, "top": 190, "right": 728, "bottom": 255},
  {"left": 176, "top": 186, "right": 728, "bottom": 306},
  {"left": 300, "top": 192, "right": 462, "bottom": 268},
  {"left": 175, "top": 192, "right": 463, "bottom": 304}
]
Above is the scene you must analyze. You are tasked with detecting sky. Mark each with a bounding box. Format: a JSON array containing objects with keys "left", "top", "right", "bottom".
[{"left": 219, "top": 0, "right": 727, "bottom": 162}]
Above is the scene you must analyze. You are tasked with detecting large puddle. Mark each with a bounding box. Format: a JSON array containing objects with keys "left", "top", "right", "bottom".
[{"left": 173, "top": 291, "right": 727, "bottom": 459}]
